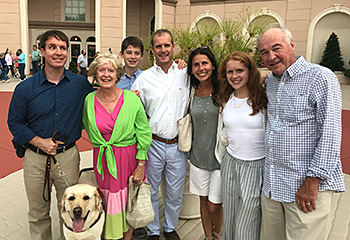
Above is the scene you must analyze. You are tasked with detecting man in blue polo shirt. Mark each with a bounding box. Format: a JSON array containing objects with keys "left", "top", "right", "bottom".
[{"left": 8, "top": 30, "right": 94, "bottom": 240}]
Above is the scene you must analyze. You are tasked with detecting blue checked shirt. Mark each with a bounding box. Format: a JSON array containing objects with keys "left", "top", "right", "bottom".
[
  {"left": 116, "top": 68, "right": 142, "bottom": 90},
  {"left": 264, "top": 56, "right": 345, "bottom": 203}
]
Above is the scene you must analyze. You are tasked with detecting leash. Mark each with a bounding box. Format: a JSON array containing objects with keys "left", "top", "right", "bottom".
[{"left": 43, "top": 131, "right": 71, "bottom": 202}]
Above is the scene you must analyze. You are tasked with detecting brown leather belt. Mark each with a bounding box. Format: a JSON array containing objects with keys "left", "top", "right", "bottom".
[
  {"left": 27, "top": 142, "right": 75, "bottom": 156},
  {"left": 152, "top": 134, "right": 178, "bottom": 144}
]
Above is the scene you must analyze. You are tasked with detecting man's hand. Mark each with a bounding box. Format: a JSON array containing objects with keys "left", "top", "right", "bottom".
[
  {"left": 131, "top": 90, "right": 140, "bottom": 98},
  {"left": 77, "top": 68, "right": 81, "bottom": 74},
  {"left": 175, "top": 59, "right": 187, "bottom": 69},
  {"left": 29, "top": 136, "right": 58, "bottom": 156},
  {"left": 296, "top": 177, "right": 320, "bottom": 213}
]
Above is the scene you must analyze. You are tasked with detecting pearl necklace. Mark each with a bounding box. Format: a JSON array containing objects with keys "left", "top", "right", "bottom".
[{"left": 97, "top": 90, "right": 120, "bottom": 103}]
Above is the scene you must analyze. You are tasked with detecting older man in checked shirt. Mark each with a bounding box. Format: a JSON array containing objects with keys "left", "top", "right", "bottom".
[{"left": 258, "top": 26, "right": 345, "bottom": 240}]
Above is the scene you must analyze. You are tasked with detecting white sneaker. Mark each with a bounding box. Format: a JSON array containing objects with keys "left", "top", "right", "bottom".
[{"left": 6, "top": 79, "right": 10, "bottom": 83}]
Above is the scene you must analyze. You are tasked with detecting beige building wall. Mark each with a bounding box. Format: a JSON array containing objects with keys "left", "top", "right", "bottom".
[
  {"left": 126, "top": 0, "right": 142, "bottom": 37},
  {"left": 140, "top": 0, "right": 155, "bottom": 38},
  {"left": 1, "top": 0, "right": 350, "bottom": 72},
  {"left": 162, "top": 2, "right": 176, "bottom": 28},
  {"left": 126, "top": 0, "right": 155, "bottom": 39},
  {"left": 28, "top": 0, "right": 55, "bottom": 22},
  {"left": 0, "top": 0, "right": 21, "bottom": 57},
  {"left": 100, "top": 0, "right": 122, "bottom": 53},
  {"left": 175, "top": 0, "right": 191, "bottom": 28}
]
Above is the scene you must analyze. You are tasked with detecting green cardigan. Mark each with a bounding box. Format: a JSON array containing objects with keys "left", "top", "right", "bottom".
[{"left": 82, "top": 90, "right": 152, "bottom": 180}]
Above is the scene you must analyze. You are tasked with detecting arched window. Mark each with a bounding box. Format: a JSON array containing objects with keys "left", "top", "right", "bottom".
[
  {"left": 70, "top": 36, "right": 82, "bottom": 42},
  {"left": 248, "top": 15, "right": 279, "bottom": 32},
  {"left": 86, "top": 37, "right": 95, "bottom": 42},
  {"left": 191, "top": 11, "right": 221, "bottom": 31},
  {"left": 193, "top": 16, "right": 221, "bottom": 47},
  {"left": 196, "top": 17, "right": 220, "bottom": 29}
]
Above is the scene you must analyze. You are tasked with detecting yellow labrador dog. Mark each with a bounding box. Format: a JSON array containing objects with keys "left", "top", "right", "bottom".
[{"left": 61, "top": 184, "right": 105, "bottom": 240}]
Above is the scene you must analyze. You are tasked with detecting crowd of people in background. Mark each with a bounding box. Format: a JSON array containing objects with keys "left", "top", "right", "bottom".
[
  {"left": 7, "top": 26, "right": 345, "bottom": 240},
  {"left": 1, "top": 44, "right": 88, "bottom": 84},
  {"left": 0, "top": 48, "right": 28, "bottom": 82}
]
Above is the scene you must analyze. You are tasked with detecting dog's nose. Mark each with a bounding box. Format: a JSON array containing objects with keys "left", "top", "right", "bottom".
[{"left": 73, "top": 207, "right": 82, "bottom": 219}]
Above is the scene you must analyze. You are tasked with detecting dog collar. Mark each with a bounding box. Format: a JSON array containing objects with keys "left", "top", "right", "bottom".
[{"left": 65, "top": 210, "right": 104, "bottom": 233}]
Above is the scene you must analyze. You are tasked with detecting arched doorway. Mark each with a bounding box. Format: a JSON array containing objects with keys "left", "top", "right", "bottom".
[
  {"left": 86, "top": 36, "right": 96, "bottom": 66},
  {"left": 70, "top": 36, "right": 82, "bottom": 64}
]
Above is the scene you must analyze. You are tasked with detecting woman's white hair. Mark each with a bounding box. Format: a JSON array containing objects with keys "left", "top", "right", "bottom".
[{"left": 88, "top": 51, "right": 123, "bottom": 81}]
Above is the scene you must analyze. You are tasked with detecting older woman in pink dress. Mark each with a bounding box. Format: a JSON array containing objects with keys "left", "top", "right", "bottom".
[{"left": 82, "top": 52, "right": 152, "bottom": 240}]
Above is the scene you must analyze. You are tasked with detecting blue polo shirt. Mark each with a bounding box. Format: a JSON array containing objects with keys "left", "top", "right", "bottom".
[
  {"left": 116, "top": 68, "right": 142, "bottom": 90},
  {"left": 8, "top": 68, "right": 94, "bottom": 145}
]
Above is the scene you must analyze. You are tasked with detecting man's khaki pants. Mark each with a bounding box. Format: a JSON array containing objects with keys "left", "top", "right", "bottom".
[
  {"left": 23, "top": 146, "right": 80, "bottom": 240},
  {"left": 260, "top": 191, "right": 333, "bottom": 240}
]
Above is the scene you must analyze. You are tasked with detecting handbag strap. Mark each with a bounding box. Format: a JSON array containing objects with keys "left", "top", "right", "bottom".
[
  {"left": 128, "top": 176, "right": 134, "bottom": 211},
  {"left": 185, "top": 87, "right": 195, "bottom": 114}
]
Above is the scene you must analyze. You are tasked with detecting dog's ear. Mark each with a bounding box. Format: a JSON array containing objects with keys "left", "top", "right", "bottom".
[
  {"left": 61, "top": 190, "right": 67, "bottom": 213},
  {"left": 93, "top": 187, "right": 102, "bottom": 211}
]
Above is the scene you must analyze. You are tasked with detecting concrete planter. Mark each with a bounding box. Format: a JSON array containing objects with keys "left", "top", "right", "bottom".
[
  {"left": 336, "top": 72, "right": 350, "bottom": 85},
  {"left": 179, "top": 160, "right": 200, "bottom": 219}
]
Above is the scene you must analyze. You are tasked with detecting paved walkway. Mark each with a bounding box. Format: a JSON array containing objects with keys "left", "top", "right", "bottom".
[{"left": 0, "top": 78, "right": 350, "bottom": 239}]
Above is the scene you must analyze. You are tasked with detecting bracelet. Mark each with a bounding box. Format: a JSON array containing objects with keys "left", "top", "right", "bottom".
[{"left": 138, "top": 163, "right": 145, "bottom": 167}]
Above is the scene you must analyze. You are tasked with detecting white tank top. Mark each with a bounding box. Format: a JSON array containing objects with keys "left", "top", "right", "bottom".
[{"left": 223, "top": 95, "right": 265, "bottom": 161}]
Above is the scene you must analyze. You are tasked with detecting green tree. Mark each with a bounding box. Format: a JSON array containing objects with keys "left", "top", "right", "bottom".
[
  {"left": 170, "top": 8, "right": 274, "bottom": 66},
  {"left": 68, "top": 61, "right": 78, "bottom": 74},
  {"left": 140, "top": 8, "right": 274, "bottom": 68},
  {"left": 320, "top": 32, "right": 344, "bottom": 71}
]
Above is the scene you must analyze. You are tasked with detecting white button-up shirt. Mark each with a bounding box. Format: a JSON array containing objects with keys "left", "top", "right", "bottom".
[{"left": 131, "top": 62, "right": 190, "bottom": 139}]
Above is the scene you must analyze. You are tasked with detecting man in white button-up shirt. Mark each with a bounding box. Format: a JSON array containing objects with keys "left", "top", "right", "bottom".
[{"left": 131, "top": 29, "right": 189, "bottom": 240}]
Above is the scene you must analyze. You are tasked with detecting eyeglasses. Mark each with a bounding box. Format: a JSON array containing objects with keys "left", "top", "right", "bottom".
[{"left": 190, "top": 46, "right": 209, "bottom": 53}]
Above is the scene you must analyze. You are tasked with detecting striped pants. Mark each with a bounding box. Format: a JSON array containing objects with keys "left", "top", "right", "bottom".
[{"left": 221, "top": 150, "right": 264, "bottom": 240}]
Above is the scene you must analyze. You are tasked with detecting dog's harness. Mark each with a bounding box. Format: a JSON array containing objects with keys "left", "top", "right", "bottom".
[
  {"left": 64, "top": 210, "right": 104, "bottom": 233},
  {"left": 43, "top": 131, "right": 71, "bottom": 202}
]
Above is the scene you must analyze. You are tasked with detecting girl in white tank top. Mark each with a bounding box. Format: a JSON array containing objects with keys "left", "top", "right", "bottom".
[{"left": 216, "top": 51, "right": 267, "bottom": 240}]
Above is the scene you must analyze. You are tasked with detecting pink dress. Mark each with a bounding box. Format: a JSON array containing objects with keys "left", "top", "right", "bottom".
[{"left": 93, "top": 91, "right": 137, "bottom": 239}]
